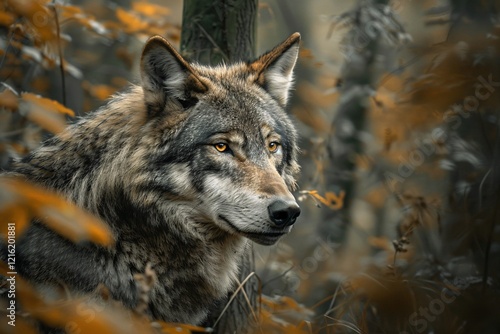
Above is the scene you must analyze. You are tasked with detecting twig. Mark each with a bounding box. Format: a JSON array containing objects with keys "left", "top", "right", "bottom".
[
  {"left": 195, "top": 22, "right": 229, "bottom": 62},
  {"left": 478, "top": 168, "right": 492, "bottom": 210},
  {"left": 239, "top": 279, "right": 259, "bottom": 324},
  {"left": 0, "top": 29, "right": 20, "bottom": 82},
  {"left": 0, "top": 129, "right": 25, "bottom": 139},
  {"left": 482, "top": 124, "right": 500, "bottom": 294},
  {"left": 0, "top": 30, "right": 15, "bottom": 71},
  {"left": 51, "top": 4, "right": 67, "bottom": 107},
  {"left": 323, "top": 315, "right": 363, "bottom": 334},
  {"left": 212, "top": 272, "right": 257, "bottom": 329},
  {"left": 261, "top": 265, "right": 294, "bottom": 289},
  {"left": 323, "top": 280, "right": 344, "bottom": 317}
]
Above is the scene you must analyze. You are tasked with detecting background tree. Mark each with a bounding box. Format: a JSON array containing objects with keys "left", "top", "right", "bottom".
[
  {"left": 180, "top": 1, "right": 259, "bottom": 333},
  {"left": 180, "top": 0, "right": 256, "bottom": 65}
]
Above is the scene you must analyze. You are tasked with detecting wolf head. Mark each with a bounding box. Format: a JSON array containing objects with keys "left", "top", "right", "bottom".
[{"left": 135, "top": 34, "right": 302, "bottom": 245}]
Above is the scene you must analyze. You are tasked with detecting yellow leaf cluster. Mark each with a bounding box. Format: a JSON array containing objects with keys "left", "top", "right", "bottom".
[
  {"left": 0, "top": 271, "right": 158, "bottom": 334},
  {"left": 0, "top": 10, "right": 15, "bottom": 26},
  {"left": 132, "top": 3, "right": 171, "bottom": 17},
  {"left": 116, "top": 7, "right": 149, "bottom": 34},
  {"left": 6, "top": 0, "right": 56, "bottom": 43},
  {"left": 22, "top": 93, "right": 74, "bottom": 117},
  {"left": 255, "top": 295, "right": 314, "bottom": 334},
  {"left": 82, "top": 81, "right": 119, "bottom": 100},
  {"left": 115, "top": 2, "right": 174, "bottom": 37},
  {"left": 0, "top": 178, "right": 113, "bottom": 246},
  {"left": 20, "top": 93, "right": 74, "bottom": 133}
]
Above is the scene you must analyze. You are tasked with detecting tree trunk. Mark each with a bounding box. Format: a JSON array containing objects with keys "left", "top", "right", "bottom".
[
  {"left": 443, "top": 0, "right": 500, "bottom": 288},
  {"left": 180, "top": 1, "right": 259, "bottom": 333},
  {"left": 320, "top": 0, "right": 391, "bottom": 244},
  {"left": 180, "top": 0, "right": 257, "bottom": 65}
]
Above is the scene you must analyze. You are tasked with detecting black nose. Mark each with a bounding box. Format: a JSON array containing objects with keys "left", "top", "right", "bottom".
[{"left": 268, "top": 200, "right": 301, "bottom": 227}]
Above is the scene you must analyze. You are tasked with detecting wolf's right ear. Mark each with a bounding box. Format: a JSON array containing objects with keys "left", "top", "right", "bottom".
[
  {"left": 249, "top": 33, "right": 301, "bottom": 107},
  {"left": 141, "top": 36, "right": 207, "bottom": 111}
]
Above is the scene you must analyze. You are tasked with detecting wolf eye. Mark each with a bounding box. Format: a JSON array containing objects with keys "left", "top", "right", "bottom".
[
  {"left": 214, "top": 143, "right": 229, "bottom": 152},
  {"left": 268, "top": 142, "right": 280, "bottom": 153}
]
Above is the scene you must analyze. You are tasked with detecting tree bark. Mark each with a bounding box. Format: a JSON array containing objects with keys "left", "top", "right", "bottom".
[
  {"left": 180, "top": 1, "right": 259, "bottom": 333},
  {"left": 180, "top": 0, "right": 257, "bottom": 64},
  {"left": 443, "top": 0, "right": 500, "bottom": 289},
  {"left": 320, "top": 0, "right": 391, "bottom": 244}
]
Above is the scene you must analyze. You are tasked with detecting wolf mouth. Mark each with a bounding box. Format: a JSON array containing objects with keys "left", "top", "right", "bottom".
[{"left": 218, "top": 215, "right": 289, "bottom": 240}]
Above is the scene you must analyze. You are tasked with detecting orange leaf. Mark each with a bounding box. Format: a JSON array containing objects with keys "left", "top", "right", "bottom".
[
  {"left": 0, "top": 204, "right": 30, "bottom": 238},
  {"left": 37, "top": 205, "right": 113, "bottom": 246},
  {"left": 0, "top": 10, "right": 15, "bottom": 26},
  {"left": 262, "top": 295, "right": 305, "bottom": 312},
  {"left": 22, "top": 93, "right": 74, "bottom": 116},
  {"left": 116, "top": 7, "right": 148, "bottom": 33},
  {"left": 368, "top": 236, "right": 392, "bottom": 251},
  {"left": 14, "top": 276, "right": 155, "bottom": 334},
  {"left": 20, "top": 93, "right": 73, "bottom": 133},
  {"left": 91, "top": 84, "right": 116, "bottom": 100},
  {"left": 299, "top": 48, "right": 314, "bottom": 60},
  {"left": 57, "top": 4, "right": 83, "bottom": 18},
  {"left": 258, "top": 296, "right": 313, "bottom": 333},
  {"left": 22, "top": 101, "right": 67, "bottom": 133},
  {"left": 156, "top": 322, "right": 209, "bottom": 334},
  {"left": 0, "top": 179, "right": 114, "bottom": 246},
  {"left": 0, "top": 318, "right": 37, "bottom": 334},
  {"left": 7, "top": 0, "right": 55, "bottom": 42},
  {"left": 303, "top": 190, "right": 345, "bottom": 210},
  {"left": 132, "top": 2, "right": 170, "bottom": 17},
  {"left": 0, "top": 89, "right": 19, "bottom": 111}
]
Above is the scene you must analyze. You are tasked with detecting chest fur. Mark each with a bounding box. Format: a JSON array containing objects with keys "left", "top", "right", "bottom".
[{"left": 114, "top": 233, "right": 247, "bottom": 323}]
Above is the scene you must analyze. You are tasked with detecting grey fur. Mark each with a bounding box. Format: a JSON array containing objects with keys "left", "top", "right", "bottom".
[{"left": 1, "top": 33, "right": 301, "bottom": 325}]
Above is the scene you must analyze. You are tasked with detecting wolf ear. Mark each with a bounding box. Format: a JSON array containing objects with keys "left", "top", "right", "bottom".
[
  {"left": 140, "top": 36, "right": 207, "bottom": 111},
  {"left": 250, "top": 32, "right": 301, "bottom": 106}
]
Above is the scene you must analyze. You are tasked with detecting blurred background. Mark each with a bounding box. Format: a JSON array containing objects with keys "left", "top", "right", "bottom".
[{"left": 1, "top": 0, "right": 500, "bottom": 333}]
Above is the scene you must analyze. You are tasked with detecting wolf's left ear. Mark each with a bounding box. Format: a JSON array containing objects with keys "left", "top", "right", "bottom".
[
  {"left": 141, "top": 36, "right": 207, "bottom": 111},
  {"left": 249, "top": 32, "right": 301, "bottom": 106}
]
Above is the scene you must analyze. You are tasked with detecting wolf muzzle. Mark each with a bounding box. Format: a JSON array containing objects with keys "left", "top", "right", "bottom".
[{"left": 267, "top": 200, "right": 301, "bottom": 227}]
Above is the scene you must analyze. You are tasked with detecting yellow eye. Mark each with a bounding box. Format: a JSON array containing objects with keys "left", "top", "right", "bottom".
[
  {"left": 214, "top": 143, "right": 228, "bottom": 152},
  {"left": 268, "top": 142, "right": 280, "bottom": 153}
]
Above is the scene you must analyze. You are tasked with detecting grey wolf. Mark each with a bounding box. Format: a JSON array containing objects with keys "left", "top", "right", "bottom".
[{"left": 2, "top": 32, "right": 301, "bottom": 325}]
